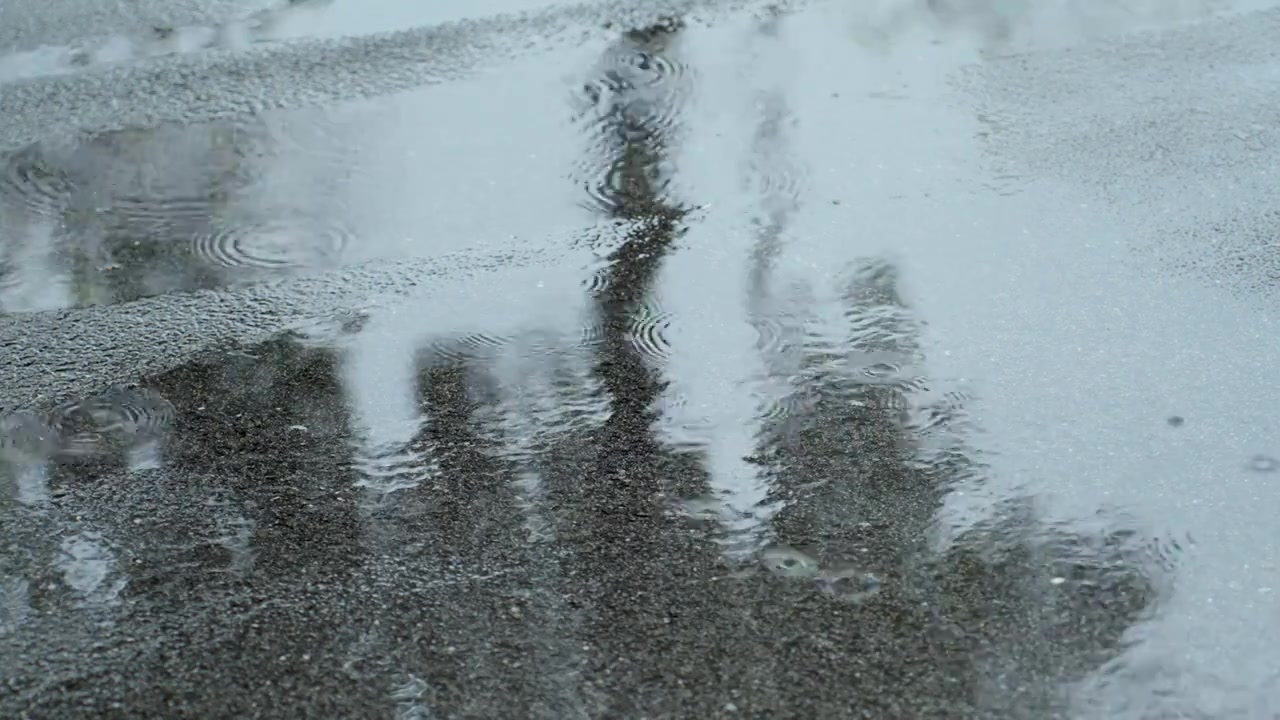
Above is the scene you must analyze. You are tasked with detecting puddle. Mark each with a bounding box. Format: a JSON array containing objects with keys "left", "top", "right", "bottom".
[{"left": 3, "top": 0, "right": 1280, "bottom": 718}]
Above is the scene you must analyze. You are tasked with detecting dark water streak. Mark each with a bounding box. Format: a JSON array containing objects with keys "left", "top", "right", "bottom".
[
  {"left": 3, "top": 336, "right": 379, "bottom": 715},
  {"left": 358, "top": 360, "right": 594, "bottom": 718},
  {"left": 706, "top": 14, "right": 1152, "bottom": 718},
  {"left": 540, "top": 18, "right": 748, "bottom": 717}
]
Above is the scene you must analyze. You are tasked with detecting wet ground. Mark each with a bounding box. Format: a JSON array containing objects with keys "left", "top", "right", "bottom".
[{"left": 1, "top": 0, "right": 1279, "bottom": 718}]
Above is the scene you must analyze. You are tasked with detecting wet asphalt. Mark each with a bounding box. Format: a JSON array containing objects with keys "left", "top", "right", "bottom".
[{"left": 2, "top": 1, "right": 1279, "bottom": 719}]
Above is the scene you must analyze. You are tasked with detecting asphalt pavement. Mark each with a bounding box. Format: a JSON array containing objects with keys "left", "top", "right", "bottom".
[{"left": 1, "top": 1, "right": 1278, "bottom": 718}]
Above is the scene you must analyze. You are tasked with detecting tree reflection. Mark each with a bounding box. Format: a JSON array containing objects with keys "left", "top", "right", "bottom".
[
  {"left": 746, "top": 255, "right": 1153, "bottom": 716},
  {"left": 4, "top": 335, "right": 378, "bottom": 716},
  {"left": 0, "top": 10, "right": 1160, "bottom": 720},
  {"left": 359, "top": 358, "right": 594, "bottom": 718},
  {"left": 533, "top": 13, "right": 1155, "bottom": 718},
  {"left": 736, "top": 18, "right": 1153, "bottom": 714},
  {"left": 0, "top": 118, "right": 275, "bottom": 310},
  {"left": 537, "top": 17, "right": 757, "bottom": 717}
]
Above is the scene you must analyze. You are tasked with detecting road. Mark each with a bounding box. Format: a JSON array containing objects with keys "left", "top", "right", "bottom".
[{"left": 1, "top": 1, "right": 1278, "bottom": 718}]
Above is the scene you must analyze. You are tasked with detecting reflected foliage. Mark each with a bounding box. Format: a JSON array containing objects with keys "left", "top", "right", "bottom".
[{"left": 0, "top": 11, "right": 1160, "bottom": 720}]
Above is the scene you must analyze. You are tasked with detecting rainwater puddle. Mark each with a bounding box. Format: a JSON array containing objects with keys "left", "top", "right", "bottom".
[{"left": 3, "top": 1, "right": 1280, "bottom": 718}]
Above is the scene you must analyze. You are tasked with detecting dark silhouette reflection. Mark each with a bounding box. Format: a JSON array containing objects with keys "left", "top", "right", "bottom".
[
  {"left": 737, "top": 47, "right": 1150, "bottom": 720},
  {"left": 747, "top": 257, "right": 1152, "bottom": 717},
  {"left": 0, "top": 133, "right": 211, "bottom": 307},
  {"left": 539, "top": 17, "right": 754, "bottom": 717},
  {"left": 573, "top": 17, "right": 687, "bottom": 218},
  {"left": 356, "top": 359, "right": 593, "bottom": 718},
  {"left": 5, "top": 335, "right": 378, "bottom": 716},
  {"left": 0, "top": 10, "right": 1163, "bottom": 719},
  {"left": 0, "top": 118, "right": 318, "bottom": 310},
  {"left": 761, "top": 261, "right": 936, "bottom": 583}
]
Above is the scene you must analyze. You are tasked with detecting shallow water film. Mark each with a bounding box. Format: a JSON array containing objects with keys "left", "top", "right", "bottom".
[{"left": 2, "top": 1, "right": 1280, "bottom": 718}]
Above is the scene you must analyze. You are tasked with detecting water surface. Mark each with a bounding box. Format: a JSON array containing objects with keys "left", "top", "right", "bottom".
[{"left": 2, "top": 1, "right": 1279, "bottom": 718}]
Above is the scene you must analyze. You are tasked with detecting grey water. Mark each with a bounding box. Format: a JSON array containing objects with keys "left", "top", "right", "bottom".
[{"left": 2, "top": 0, "right": 1279, "bottom": 718}]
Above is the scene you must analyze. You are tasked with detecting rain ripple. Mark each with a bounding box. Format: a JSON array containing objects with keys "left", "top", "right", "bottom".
[
  {"left": 745, "top": 93, "right": 807, "bottom": 216},
  {"left": 101, "top": 194, "right": 226, "bottom": 239},
  {"left": 0, "top": 145, "right": 75, "bottom": 220},
  {"left": 582, "top": 262, "right": 612, "bottom": 293},
  {"left": 760, "top": 544, "right": 820, "bottom": 578},
  {"left": 903, "top": 389, "right": 973, "bottom": 437},
  {"left": 571, "top": 19, "right": 694, "bottom": 214},
  {"left": 626, "top": 298, "right": 674, "bottom": 362},
  {"left": 1, "top": 404, "right": 109, "bottom": 460},
  {"left": 799, "top": 261, "right": 929, "bottom": 394},
  {"left": 65, "top": 384, "right": 177, "bottom": 440},
  {"left": 756, "top": 544, "right": 885, "bottom": 603},
  {"left": 352, "top": 444, "right": 434, "bottom": 502},
  {"left": 190, "top": 213, "right": 353, "bottom": 272},
  {"left": 57, "top": 384, "right": 177, "bottom": 470},
  {"left": 0, "top": 385, "right": 178, "bottom": 475},
  {"left": 425, "top": 333, "right": 516, "bottom": 366},
  {"left": 752, "top": 310, "right": 806, "bottom": 357},
  {"left": 757, "top": 390, "right": 816, "bottom": 425},
  {"left": 425, "top": 323, "right": 609, "bottom": 367}
]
